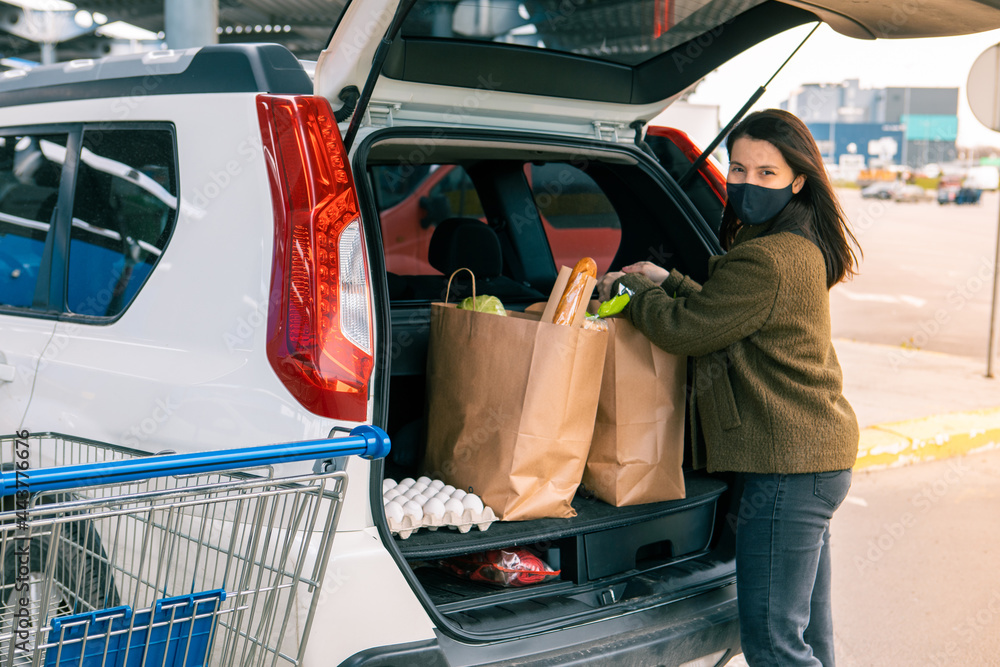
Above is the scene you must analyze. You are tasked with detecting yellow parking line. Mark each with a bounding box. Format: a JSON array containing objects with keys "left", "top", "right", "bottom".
[{"left": 855, "top": 407, "right": 1000, "bottom": 471}]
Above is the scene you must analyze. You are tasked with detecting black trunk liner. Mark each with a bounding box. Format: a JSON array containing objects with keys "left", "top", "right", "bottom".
[
  {"left": 414, "top": 566, "right": 578, "bottom": 609},
  {"left": 395, "top": 471, "right": 726, "bottom": 559}
]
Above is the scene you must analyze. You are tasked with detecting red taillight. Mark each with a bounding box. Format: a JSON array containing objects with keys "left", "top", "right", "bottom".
[{"left": 257, "top": 94, "right": 373, "bottom": 422}]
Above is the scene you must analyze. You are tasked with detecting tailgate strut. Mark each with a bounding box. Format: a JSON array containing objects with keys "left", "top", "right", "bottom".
[
  {"left": 342, "top": 0, "right": 420, "bottom": 151},
  {"left": 678, "top": 22, "right": 820, "bottom": 189}
]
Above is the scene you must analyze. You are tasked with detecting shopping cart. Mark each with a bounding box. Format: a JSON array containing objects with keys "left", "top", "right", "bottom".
[{"left": 0, "top": 426, "right": 391, "bottom": 667}]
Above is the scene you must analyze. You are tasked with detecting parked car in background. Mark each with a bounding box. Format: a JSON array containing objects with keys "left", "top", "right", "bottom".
[
  {"left": 861, "top": 180, "right": 927, "bottom": 203},
  {"left": 963, "top": 165, "right": 1000, "bottom": 191},
  {"left": 938, "top": 179, "right": 983, "bottom": 205},
  {"left": 861, "top": 180, "right": 900, "bottom": 199},
  {"left": 894, "top": 184, "right": 927, "bottom": 203}
]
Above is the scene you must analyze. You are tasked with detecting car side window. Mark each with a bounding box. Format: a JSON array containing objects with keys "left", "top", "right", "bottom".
[
  {"left": 425, "top": 166, "right": 483, "bottom": 223},
  {"left": 529, "top": 162, "right": 622, "bottom": 275},
  {"left": 372, "top": 163, "right": 431, "bottom": 210},
  {"left": 67, "top": 128, "right": 177, "bottom": 317},
  {"left": 374, "top": 164, "right": 483, "bottom": 276},
  {"left": 0, "top": 133, "right": 67, "bottom": 309}
]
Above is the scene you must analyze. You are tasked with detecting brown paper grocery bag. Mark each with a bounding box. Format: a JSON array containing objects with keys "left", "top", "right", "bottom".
[
  {"left": 423, "top": 303, "right": 607, "bottom": 521},
  {"left": 582, "top": 316, "right": 687, "bottom": 506}
]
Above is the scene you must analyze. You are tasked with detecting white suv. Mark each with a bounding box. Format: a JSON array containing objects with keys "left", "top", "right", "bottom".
[{"left": 0, "top": 1, "right": 994, "bottom": 664}]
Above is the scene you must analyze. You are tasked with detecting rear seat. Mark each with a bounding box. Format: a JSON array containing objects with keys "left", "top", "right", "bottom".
[{"left": 387, "top": 217, "right": 545, "bottom": 376}]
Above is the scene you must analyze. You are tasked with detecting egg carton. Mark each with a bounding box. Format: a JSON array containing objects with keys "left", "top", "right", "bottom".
[
  {"left": 383, "top": 476, "right": 498, "bottom": 539},
  {"left": 387, "top": 506, "right": 498, "bottom": 540}
]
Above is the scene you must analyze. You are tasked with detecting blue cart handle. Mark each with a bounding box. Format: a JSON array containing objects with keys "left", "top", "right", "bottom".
[{"left": 1, "top": 425, "right": 390, "bottom": 497}]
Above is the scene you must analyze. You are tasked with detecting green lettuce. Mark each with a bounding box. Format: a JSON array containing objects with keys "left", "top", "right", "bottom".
[{"left": 459, "top": 295, "right": 507, "bottom": 316}]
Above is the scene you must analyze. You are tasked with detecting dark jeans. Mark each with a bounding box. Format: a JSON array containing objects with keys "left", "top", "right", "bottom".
[{"left": 734, "top": 470, "right": 853, "bottom": 666}]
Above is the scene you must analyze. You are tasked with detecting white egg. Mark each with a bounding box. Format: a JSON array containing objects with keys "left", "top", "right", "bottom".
[
  {"left": 433, "top": 492, "right": 452, "bottom": 504},
  {"left": 382, "top": 478, "right": 397, "bottom": 492},
  {"left": 403, "top": 488, "right": 422, "bottom": 500},
  {"left": 383, "top": 488, "right": 401, "bottom": 502},
  {"left": 402, "top": 500, "right": 423, "bottom": 519},
  {"left": 462, "top": 494, "right": 484, "bottom": 513},
  {"left": 384, "top": 501, "right": 404, "bottom": 522},
  {"left": 398, "top": 477, "right": 415, "bottom": 489},
  {"left": 444, "top": 498, "right": 465, "bottom": 515},
  {"left": 428, "top": 479, "right": 445, "bottom": 490},
  {"left": 450, "top": 489, "right": 467, "bottom": 501},
  {"left": 441, "top": 485, "right": 456, "bottom": 495},
  {"left": 410, "top": 493, "right": 429, "bottom": 506},
  {"left": 416, "top": 476, "right": 432, "bottom": 485},
  {"left": 423, "top": 498, "right": 446, "bottom": 518},
  {"left": 412, "top": 482, "right": 429, "bottom": 494}
]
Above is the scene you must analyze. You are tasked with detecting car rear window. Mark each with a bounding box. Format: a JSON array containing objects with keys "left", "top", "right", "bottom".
[
  {"left": 530, "top": 162, "right": 621, "bottom": 275},
  {"left": 0, "top": 133, "right": 67, "bottom": 309},
  {"left": 372, "top": 160, "right": 621, "bottom": 282},
  {"left": 399, "top": 0, "right": 768, "bottom": 66}
]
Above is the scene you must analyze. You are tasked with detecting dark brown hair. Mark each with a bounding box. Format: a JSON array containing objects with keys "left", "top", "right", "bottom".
[{"left": 719, "top": 108, "right": 860, "bottom": 287}]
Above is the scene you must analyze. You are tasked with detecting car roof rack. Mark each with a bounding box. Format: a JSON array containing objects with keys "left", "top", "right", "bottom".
[{"left": 0, "top": 43, "right": 312, "bottom": 109}]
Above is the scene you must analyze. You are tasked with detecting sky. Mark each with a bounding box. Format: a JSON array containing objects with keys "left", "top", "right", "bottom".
[{"left": 682, "top": 23, "right": 1000, "bottom": 150}]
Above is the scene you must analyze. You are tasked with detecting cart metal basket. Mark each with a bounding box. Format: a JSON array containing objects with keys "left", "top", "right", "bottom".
[{"left": 0, "top": 427, "right": 390, "bottom": 667}]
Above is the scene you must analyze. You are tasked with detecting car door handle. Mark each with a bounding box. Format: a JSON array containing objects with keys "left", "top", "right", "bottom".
[{"left": 0, "top": 363, "right": 16, "bottom": 383}]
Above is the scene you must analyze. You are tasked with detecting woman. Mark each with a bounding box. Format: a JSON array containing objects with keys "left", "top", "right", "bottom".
[{"left": 598, "top": 108, "right": 860, "bottom": 666}]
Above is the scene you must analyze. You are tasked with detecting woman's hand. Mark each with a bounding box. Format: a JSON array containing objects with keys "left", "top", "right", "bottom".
[
  {"left": 621, "top": 261, "right": 669, "bottom": 284},
  {"left": 597, "top": 271, "right": 625, "bottom": 301}
]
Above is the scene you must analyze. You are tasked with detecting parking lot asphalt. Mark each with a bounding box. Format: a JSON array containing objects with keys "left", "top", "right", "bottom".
[
  {"left": 835, "top": 337, "right": 1000, "bottom": 470},
  {"left": 827, "top": 188, "right": 1000, "bottom": 471}
]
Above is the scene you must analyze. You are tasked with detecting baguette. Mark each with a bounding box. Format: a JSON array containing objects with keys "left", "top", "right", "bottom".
[{"left": 553, "top": 257, "right": 597, "bottom": 326}]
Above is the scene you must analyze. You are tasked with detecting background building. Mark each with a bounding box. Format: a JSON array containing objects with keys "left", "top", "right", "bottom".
[{"left": 782, "top": 80, "right": 958, "bottom": 169}]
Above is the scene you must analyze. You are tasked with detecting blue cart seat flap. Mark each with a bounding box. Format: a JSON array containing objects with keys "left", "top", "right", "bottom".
[
  {"left": 122, "top": 589, "right": 226, "bottom": 667},
  {"left": 43, "top": 590, "right": 225, "bottom": 667},
  {"left": 44, "top": 606, "right": 132, "bottom": 667}
]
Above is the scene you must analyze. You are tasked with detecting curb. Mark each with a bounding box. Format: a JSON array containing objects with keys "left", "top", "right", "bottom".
[{"left": 855, "top": 406, "right": 1000, "bottom": 471}]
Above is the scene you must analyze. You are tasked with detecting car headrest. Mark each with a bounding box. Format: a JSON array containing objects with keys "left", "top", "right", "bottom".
[{"left": 427, "top": 217, "right": 503, "bottom": 279}]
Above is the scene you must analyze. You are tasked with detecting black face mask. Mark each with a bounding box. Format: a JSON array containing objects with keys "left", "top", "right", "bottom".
[{"left": 726, "top": 182, "right": 795, "bottom": 225}]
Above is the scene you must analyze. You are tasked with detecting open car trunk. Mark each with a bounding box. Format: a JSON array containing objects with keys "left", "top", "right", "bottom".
[
  {"left": 306, "top": 0, "right": 1000, "bottom": 651},
  {"left": 356, "top": 127, "right": 740, "bottom": 640}
]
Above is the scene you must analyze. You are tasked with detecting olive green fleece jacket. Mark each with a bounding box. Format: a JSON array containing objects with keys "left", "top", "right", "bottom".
[{"left": 615, "top": 225, "right": 859, "bottom": 474}]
